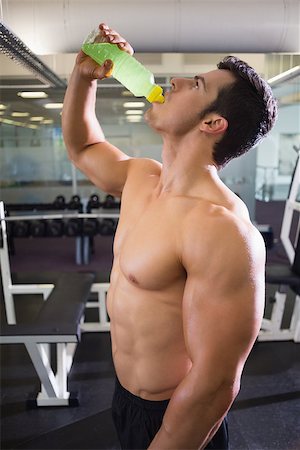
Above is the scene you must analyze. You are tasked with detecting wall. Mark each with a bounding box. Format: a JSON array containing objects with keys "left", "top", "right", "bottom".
[{"left": 256, "top": 103, "right": 300, "bottom": 200}]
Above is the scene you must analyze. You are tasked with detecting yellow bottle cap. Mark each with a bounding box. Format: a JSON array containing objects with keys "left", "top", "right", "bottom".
[{"left": 147, "top": 85, "right": 165, "bottom": 103}]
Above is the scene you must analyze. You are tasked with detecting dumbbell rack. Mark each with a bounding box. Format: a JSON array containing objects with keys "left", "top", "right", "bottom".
[
  {"left": 5, "top": 196, "right": 120, "bottom": 265},
  {"left": 6, "top": 197, "right": 84, "bottom": 264},
  {"left": 0, "top": 200, "right": 118, "bottom": 331}
]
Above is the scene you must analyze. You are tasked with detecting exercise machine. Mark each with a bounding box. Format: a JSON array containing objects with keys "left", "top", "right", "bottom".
[{"left": 258, "top": 147, "right": 300, "bottom": 342}]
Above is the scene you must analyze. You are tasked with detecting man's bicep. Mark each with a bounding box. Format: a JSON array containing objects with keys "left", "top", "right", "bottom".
[
  {"left": 182, "top": 266, "right": 264, "bottom": 385},
  {"left": 73, "top": 141, "right": 131, "bottom": 197}
]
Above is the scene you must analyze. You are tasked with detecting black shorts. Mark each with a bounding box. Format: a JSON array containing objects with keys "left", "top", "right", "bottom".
[{"left": 112, "top": 377, "right": 229, "bottom": 450}]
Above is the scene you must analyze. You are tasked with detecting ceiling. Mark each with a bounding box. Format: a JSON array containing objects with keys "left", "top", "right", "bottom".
[
  {"left": 0, "top": 0, "right": 299, "bottom": 129},
  {"left": 2, "top": 0, "right": 300, "bottom": 54}
]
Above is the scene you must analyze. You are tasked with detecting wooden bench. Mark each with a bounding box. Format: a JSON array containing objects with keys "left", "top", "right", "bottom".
[{"left": 0, "top": 272, "right": 95, "bottom": 407}]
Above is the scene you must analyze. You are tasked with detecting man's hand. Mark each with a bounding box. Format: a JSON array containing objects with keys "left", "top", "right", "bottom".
[{"left": 76, "top": 23, "right": 134, "bottom": 81}]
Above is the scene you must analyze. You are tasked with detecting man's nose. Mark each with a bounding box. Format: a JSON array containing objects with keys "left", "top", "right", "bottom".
[{"left": 170, "top": 78, "right": 185, "bottom": 90}]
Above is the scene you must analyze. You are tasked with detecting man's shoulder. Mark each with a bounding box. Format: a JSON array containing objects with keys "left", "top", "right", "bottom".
[
  {"left": 183, "top": 196, "right": 255, "bottom": 237},
  {"left": 129, "top": 157, "right": 162, "bottom": 177},
  {"left": 122, "top": 157, "right": 162, "bottom": 197},
  {"left": 181, "top": 199, "right": 265, "bottom": 269}
]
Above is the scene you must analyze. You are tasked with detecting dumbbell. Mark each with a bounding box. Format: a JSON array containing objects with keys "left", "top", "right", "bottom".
[
  {"left": 82, "top": 218, "right": 99, "bottom": 237},
  {"left": 64, "top": 218, "right": 82, "bottom": 237},
  {"left": 99, "top": 219, "right": 116, "bottom": 236},
  {"left": 87, "top": 194, "right": 101, "bottom": 211},
  {"left": 102, "top": 195, "right": 119, "bottom": 209},
  {"left": 68, "top": 195, "right": 82, "bottom": 211},
  {"left": 53, "top": 195, "right": 66, "bottom": 210},
  {"left": 12, "top": 220, "right": 30, "bottom": 238},
  {"left": 46, "top": 219, "right": 64, "bottom": 237},
  {"left": 29, "top": 220, "right": 46, "bottom": 237}
]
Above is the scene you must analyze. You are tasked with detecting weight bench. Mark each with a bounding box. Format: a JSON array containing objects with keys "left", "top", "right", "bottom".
[
  {"left": 259, "top": 147, "right": 300, "bottom": 342},
  {"left": 0, "top": 272, "right": 95, "bottom": 407},
  {"left": 259, "top": 240, "right": 300, "bottom": 342}
]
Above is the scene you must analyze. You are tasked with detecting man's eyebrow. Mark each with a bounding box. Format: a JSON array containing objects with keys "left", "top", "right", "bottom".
[{"left": 194, "top": 75, "right": 207, "bottom": 92}]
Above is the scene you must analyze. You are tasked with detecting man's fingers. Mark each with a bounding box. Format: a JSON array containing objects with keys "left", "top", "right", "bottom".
[
  {"left": 98, "top": 23, "right": 134, "bottom": 55},
  {"left": 102, "top": 59, "right": 114, "bottom": 78},
  {"left": 93, "top": 59, "right": 114, "bottom": 79}
]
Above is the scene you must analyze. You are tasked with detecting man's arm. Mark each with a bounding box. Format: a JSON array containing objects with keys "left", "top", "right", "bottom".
[
  {"left": 61, "top": 24, "right": 134, "bottom": 197},
  {"left": 149, "top": 214, "right": 266, "bottom": 449}
]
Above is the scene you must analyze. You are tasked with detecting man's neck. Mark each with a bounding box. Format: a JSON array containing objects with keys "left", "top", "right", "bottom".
[{"left": 156, "top": 134, "right": 220, "bottom": 198}]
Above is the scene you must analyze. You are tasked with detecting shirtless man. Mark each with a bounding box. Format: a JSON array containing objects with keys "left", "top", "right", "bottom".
[{"left": 62, "top": 24, "right": 277, "bottom": 450}]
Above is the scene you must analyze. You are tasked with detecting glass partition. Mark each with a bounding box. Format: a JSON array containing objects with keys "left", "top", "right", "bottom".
[
  {"left": 255, "top": 68, "right": 300, "bottom": 201},
  {"left": 1, "top": 52, "right": 299, "bottom": 210}
]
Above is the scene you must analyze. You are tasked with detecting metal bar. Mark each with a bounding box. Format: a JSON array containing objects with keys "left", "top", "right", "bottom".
[
  {"left": 1, "top": 212, "right": 120, "bottom": 221},
  {"left": 56, "top": 343, "right": 68, "bottom": 397},
  {"left": 280, "top": 153, "right": 300, "bottom": 264},
  {"left": 25, "top": 342, "right": 59, "bottom": 398},
  {"left": 66, "top": 343, "right": 77, "bottom": 372},
  {"left": 0, "top": 202, "right": 16, "bottom": 323},
  {"left": 0, "top": 334, "right": 78, "bottom": 344},
  {"left": 10, "top": 284, "right": 54, "bottom": 295}
]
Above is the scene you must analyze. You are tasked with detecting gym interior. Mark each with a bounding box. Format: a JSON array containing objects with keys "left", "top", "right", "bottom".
[{"left": 0, "top": 1, "right": 299, "bottom": 449}]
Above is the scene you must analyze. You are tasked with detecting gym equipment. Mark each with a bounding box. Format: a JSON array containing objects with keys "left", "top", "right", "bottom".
[
  {"left": 64, "top": 218, "right": 83, "bottom": 237},
  {"left": 0, "top": 201, "right": 111, "bottom": 333},
  {"left": 46, "top": 219, "right": 64, "bottom": 237},
  {"left": 87, "top": 193, "right": 101, "bottom": 211},
  {"left": 82, "top": 218, "right": 99, "bottom": 236},
  {"left": 259, "top": 147, "right": 300, "bottom": 342},
  {"left": 6, "top": 196, "right": 84, "bottom": 262},
  {"left": 102, "top": 194, "right": 120, "bottom": 209},
  {"left": 99, "top": 218, "right": 117, "bottom": 236},
  {"left": 68, "top": 194, "right": 83, "bottom": 211},
  {"left": 12, "top": 220, "right": 30, "bottom": 238},
  {"left": 29, "top": 220, "right": 47, "bottom": 238},
  {"left": 0, "top": 272, "right": 95, "bottom": 407},
  {"left": 53, "top": 195, "right": 66, "bottom": 210}
]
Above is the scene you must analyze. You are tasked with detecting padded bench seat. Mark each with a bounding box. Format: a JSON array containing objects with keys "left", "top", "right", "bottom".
[
  {"left": 266, "top": 264, "right": 300, "bottom": 294},
  {"left": 0, "top": 272, "right": 95, "bottom": 406}
]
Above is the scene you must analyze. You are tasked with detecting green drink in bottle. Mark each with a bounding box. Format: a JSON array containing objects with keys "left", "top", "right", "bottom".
[{"left": 82, "top": 28, "right": 164, "bottom": 104}]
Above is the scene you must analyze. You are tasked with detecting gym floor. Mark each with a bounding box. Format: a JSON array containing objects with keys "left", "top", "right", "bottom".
[{"left": 1, "top": 225, "right": 300, "bottom": 449}]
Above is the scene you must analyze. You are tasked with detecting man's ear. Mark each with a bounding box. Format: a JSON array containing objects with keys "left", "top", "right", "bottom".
[{"left": 199, "top": 114, "right": 228, "bottom": 135}]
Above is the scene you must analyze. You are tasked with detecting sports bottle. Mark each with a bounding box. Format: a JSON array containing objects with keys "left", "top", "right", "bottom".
[{"left": 82, "top": 28, "right": 164, "bottom": 103}]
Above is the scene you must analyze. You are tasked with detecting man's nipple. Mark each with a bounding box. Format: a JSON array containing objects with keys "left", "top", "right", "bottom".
[{"left": 128, "top": 273, "right": 139, "bottom": 285}]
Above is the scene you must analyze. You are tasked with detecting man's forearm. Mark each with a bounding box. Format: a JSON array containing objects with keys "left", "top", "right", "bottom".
[
  {"left": 62, "top": 66, "right": 105, "bottom": 160},
  {"left": 148, "top": 376, "right": 236, "bottom": 449}
]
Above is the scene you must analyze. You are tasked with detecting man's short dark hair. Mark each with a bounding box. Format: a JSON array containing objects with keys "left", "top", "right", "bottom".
[{"left": 199, "top": 56, "right": 278, "bottom": 168}]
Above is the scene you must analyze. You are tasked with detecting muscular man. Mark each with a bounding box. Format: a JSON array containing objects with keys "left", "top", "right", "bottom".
[{"left": 62, "top": 23, "right": 277, "bottom": 450}]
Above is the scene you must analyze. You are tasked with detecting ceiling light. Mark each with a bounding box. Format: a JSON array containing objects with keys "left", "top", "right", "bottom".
[
  {"left": 42, "top": 119, "right": 54, "bottom": 124},
  {"left": 127, "top": 115, "right": 143, "bottom": 122},
  {"left": 18, "top": 91, "right": 48, "bottom": 99},
  {"left": 11, "top": 112, "right": 30, "bottom": 117},
  {"left": 44, "top": 103, "right": 63, "bottom": 109},
  {"left": 125, "top": 110, "right": 144, "bottom": 115},
  {"left": 123, "top": 102, "right": 145, "bottom": 108},
  {"left": 30, "top": 116, "right": 44, "bottom": 121},
  {"left": 0, "top": 104, "right": 7, "bottom": 110},
  {"left": 0, "top": 22, "right": 66, "bottom": 88},
  {"left": 0, "top": 117, "right": 38, "bottom": 129}
]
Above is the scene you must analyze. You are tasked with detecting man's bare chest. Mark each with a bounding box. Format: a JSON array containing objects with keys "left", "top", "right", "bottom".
[{"left": 113, "top": 199, "right": 185, "bottom": 291}]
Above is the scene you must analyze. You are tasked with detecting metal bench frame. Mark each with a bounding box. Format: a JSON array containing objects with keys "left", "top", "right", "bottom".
[{"left": 258, "top": 149, "right": 300, "bottom": 343}]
